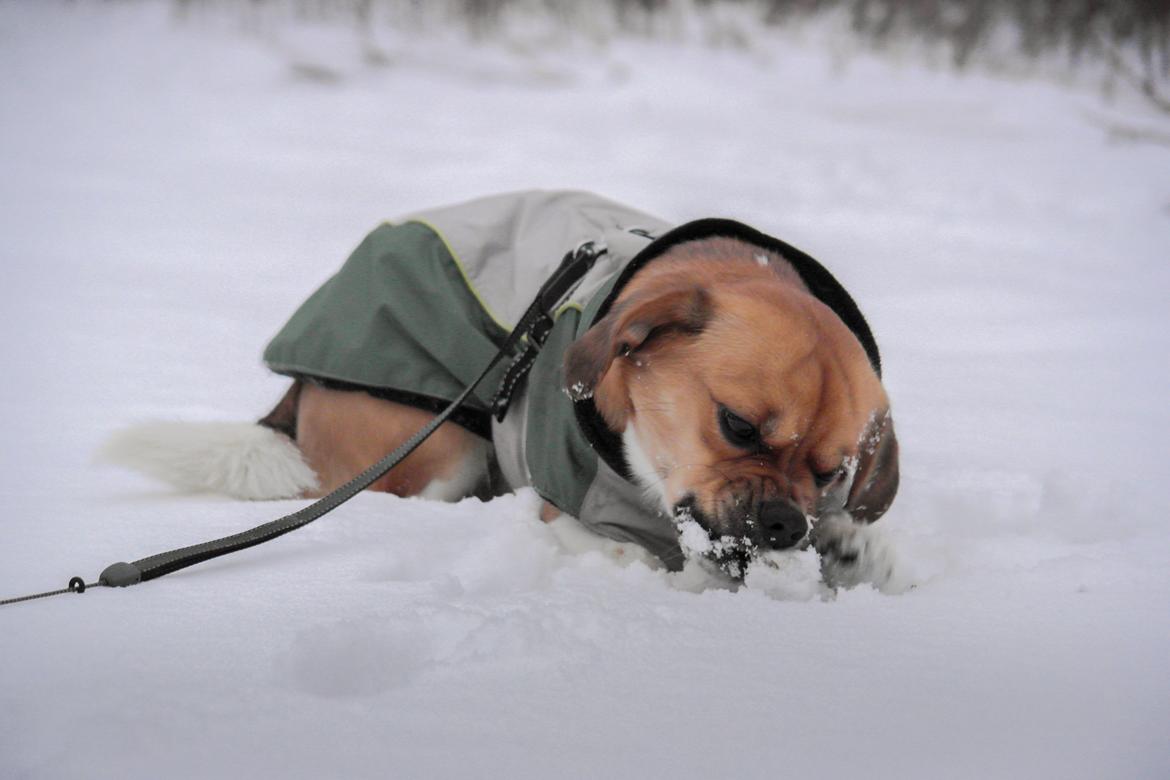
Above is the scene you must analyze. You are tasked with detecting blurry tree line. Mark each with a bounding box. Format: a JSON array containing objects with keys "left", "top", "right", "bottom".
[
  {"left": 174, "top": 0, "right": 1169, "bottom": 106},
  {"left": 771, "top": 1, "right": 1167, "bottom": 69},
  {"left": 780, "top": 0, "right": 1170, "bottom": 108}
]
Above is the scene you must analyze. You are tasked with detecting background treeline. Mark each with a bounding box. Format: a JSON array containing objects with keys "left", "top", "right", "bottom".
[
  {"left": 769, "top": 0, "right": 1168, "bottom": 70},
  {"left": 174, "top": 0, "right": 1169, "bottom": 98}
]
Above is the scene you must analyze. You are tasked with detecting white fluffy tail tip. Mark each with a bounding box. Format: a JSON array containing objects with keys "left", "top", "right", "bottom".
[{"left": 97, "top": 421, "right": 319, "bottom": 500}]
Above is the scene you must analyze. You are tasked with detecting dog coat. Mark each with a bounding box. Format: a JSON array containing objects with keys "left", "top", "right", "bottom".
[{"left": 263, "top": 190, "right": 880, "bottom": 569}]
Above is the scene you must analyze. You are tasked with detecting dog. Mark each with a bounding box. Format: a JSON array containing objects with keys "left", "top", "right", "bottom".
[{"left": 104, "top": 191, "right": 898, "bottom": 583}]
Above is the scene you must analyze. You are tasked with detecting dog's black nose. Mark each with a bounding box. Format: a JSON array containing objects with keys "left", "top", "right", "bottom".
[{"left": 758, "top": 501, "right": 808, "bottom": 549}]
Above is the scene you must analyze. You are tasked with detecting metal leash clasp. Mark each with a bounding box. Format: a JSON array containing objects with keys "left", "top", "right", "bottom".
[{"left": 490, "top": 240, "right": 607, "bottom": 422}]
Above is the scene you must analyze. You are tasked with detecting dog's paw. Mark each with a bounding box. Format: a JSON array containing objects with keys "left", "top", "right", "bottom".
[{"left": 811, "top": 512, "right": 901, "bottom": 592}]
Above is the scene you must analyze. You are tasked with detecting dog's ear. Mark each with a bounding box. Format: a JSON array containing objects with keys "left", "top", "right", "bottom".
[
  {"left": 563, "top": 285, "right": 710, "bottom": 411},
  {"left": 846, "top": 410, "right": 900, "bottom": 524}
]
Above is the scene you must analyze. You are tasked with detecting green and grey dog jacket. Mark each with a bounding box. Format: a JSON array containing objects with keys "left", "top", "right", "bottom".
[{"left": 264, "top": 190, "right": 881, "bottom": 569}]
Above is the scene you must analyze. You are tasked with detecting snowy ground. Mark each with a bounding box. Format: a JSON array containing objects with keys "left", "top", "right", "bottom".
[{"left": 2, "top": 2, "right": 1169, "bottom": 778}]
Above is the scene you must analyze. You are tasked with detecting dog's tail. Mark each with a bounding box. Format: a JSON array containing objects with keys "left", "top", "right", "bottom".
[{"left": 97, "top": 421, "right": 319, "bottom": 500}]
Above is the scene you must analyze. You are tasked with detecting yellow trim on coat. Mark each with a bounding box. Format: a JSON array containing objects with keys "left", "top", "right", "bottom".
[{"left": 402, "top": 218, "right": 516, "bottom": 334}]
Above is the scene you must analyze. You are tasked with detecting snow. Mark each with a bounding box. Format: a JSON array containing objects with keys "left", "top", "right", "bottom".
[{"left": 3, "top": 2, "right": 1170, "bottom": 778}]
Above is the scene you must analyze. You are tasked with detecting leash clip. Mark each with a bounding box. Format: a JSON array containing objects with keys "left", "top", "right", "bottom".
[
  {"left": 534, "top": 240, "right": 606, "bottom": 314},
  {"left": 490, "top": 240, "right": 608, "bottom": 423}
]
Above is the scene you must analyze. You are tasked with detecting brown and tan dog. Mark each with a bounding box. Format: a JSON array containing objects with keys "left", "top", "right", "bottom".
[
  {"left": 106, "top": 196, "right": 898, "bottom": 582},
  {"left": 259, "top": 235, "right": 898, "bottom": 577}
]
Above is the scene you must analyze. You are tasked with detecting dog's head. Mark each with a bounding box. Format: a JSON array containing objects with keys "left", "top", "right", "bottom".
[{"left": 565, "top": 237, "right": 899, "bottom": 576}]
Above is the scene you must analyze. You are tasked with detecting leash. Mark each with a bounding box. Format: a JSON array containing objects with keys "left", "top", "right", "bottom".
[{"left": 1, "top": 241, "right": 606, "bottom": 608}]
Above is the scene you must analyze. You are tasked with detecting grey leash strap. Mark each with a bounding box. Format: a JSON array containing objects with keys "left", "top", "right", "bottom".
[
  {"left": 103, "top": 359, "right": 499, "bottom": 587},
  {"left": 2, "top": 241, "right": 607, "bottom": 607},
  {"left": 1, "top": 358, "right": 500, "bottom": 607},
  {"left": 0, "top": 578, "right": 92, "bottom": 607}
]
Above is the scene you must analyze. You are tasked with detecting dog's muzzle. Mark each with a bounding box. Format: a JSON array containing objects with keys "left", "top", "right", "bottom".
[{"left": 673, "top": 496, "right": 811, "bottom": 578}]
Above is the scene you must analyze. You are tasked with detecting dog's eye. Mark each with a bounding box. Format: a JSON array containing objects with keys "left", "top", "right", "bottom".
[
  {"left": 718, "top": 406, "right": 760, "bottom": 449},
  {"left": 813, "top": 467, "right": 843, "bottom": 489}
]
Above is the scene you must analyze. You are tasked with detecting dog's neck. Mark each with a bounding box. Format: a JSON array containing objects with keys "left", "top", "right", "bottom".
[{"left": 621, "top": 425, "right": 672, "bottom": 516}]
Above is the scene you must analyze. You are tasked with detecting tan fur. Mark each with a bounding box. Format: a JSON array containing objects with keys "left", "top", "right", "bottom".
[{"left": 294, "top": 383, "right": 483, "bottom": 498}]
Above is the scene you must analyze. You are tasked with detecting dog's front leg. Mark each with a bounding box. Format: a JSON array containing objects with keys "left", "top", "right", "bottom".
[{"left": 810, "top": 512, "right": 899, "bottom": 592}]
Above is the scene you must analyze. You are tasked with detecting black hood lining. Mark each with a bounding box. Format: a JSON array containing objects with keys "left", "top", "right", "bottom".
[{"left": 573, "top": 218, "right": 883, "bottom": 482}]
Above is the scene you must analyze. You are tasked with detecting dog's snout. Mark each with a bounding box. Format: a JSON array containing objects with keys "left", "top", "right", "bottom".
[{"left": 758, "top": 501, "right": 808, "bottom": 549}]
